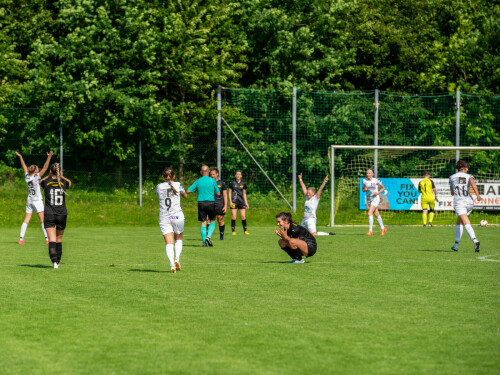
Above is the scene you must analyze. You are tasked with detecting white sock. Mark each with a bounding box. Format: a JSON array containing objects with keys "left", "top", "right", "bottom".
[
  {"left": 316, "top": 232, "right": 329, "bottom": 236},
  {"left": 20, "top": 222, "right": 28, "bottom": 240},
  {"left": 376, "top": 215, "right": 384, "bottom": 229},
  {"left": 166, "top": 244, "right": 175, "bottom": 268},
  {"left": 464, "top": 224, "right": 477, "bottom": 243},
  {"left": 174, "top": 240, "right": 183, "bottom": 261},
  {"left": 368, "top": 215, "right": 373, "bottom": 231},
  {"left": 455, "top": 225, "right": 463, "bottom": 243},
  {"left": 41, "top": 223, "right": 48, "bottom": 240}
]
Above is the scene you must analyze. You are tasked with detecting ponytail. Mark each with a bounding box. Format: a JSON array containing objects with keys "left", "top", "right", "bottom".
[
  {"left": 50, "top": 163, "right": 68, "bottom": 195},
  {"left": 275, "top": 212, "right": 298, "bottom": 226},
  {"left": 162, "top": 167, "right": 178, "bottom": 195}
]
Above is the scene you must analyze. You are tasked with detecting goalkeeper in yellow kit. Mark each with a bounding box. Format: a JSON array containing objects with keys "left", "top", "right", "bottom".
[{"left": 418, "top": 172, "right": 439, "bottom": 227}]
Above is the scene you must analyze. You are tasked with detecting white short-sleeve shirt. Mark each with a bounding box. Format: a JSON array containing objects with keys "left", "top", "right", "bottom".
[
  {"left": 25, "top": 173, "right": 43, "bottom": 202},
  {"left": 303, "top": 195, "right": 320, "bottom": 220},
  {"left": 449, "top": 172, "right": 474, "bottom": 206},
  {"left": 156, "top": 181, "right": 185, "bottom": 218}
]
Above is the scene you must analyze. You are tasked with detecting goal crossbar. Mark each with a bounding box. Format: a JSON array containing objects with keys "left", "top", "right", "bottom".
[{"left": 329, "top": 145, "right": 500, "bottom": 226}]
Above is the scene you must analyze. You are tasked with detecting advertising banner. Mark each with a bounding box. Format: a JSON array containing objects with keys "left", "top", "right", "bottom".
[{"left": 359, "top": 178, "right": 500, "bottom": 211}]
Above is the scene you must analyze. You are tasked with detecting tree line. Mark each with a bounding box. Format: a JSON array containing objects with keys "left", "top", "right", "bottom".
[{"left": 1, "top": 0, "right": 499, "bottom": 177}]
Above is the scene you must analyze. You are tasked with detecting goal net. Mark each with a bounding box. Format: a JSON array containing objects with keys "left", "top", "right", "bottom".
[{"left": 330, "top": 145, "right": 500, "bottom": 226}]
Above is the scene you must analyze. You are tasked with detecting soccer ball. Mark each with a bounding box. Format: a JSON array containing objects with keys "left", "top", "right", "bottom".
[{"left": 480, "top": 220, "right": 488, "bottom": 227}]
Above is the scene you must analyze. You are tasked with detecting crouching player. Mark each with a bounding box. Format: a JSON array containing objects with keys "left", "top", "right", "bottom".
[
  {"left": 157, "top": 168, "right": 187, "bottom": 273},
  {"left": 274, "top": 212, "right": 317, "bottom": 264}
]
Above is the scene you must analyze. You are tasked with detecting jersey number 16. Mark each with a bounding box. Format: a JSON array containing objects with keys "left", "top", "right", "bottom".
[{"left": 50, "top": 189, "right": 64, "bottom": 206}]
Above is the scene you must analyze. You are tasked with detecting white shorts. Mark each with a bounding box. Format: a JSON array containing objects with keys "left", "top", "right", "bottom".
[
  {"left": 301, "top": 217, "right": 317, "bottom": 234},
  {"left": 454, "top": 204, "right": 473, "bottom": 217},
  {"left": 159, "top": 212, "right": 185, "bottom": 235},
  {"left": 26, "top": 200, "right": 44, "bottom": 214},
  {"left": 366, "top": 195, "right": 381, "bottom": 208}
]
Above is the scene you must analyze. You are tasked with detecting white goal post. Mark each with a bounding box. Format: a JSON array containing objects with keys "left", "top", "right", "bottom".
[{"left": 329, "top": 145, "right": 500, "bottom": 226}]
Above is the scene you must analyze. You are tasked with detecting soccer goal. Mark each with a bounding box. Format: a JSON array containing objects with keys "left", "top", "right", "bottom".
[{"left": 329, "top": 145, "right": 500, "bottom": 226}]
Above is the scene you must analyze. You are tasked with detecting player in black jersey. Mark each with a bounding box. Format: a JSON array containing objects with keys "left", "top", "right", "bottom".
[
  {"left": 228, "top": 171, "right": 249, "bottom": 235},
  {"left": 210, "top": 168, "right": 228, "bottom": 240},
  {"left": 274, "top": 212, "right": 317, "bottom": 264},
  {"left": 40, "top": 163, "right": 71, "bottom": 269}
]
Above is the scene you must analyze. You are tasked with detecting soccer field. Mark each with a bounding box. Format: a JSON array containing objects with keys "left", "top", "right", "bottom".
[{"left": 1, "top": 225, "right": 499, "bottom": 375}]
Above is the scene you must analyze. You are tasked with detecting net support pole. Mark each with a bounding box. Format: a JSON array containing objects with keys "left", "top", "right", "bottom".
[
  {"left": 456, "top": 90, "right": 461, "bottom": 165},
  {"left": 139, "top": 140, "right": 142, "bottom": 207},
  {"left": 330, "top": 146, "right": 335, "bottom": 227},
  {"left": 292, "top": 87, "right": 297, "bottom": 213},
  {"left": 217, "top": 86, "right": 222, "bottom": 173},
  {"left": 59, "top": 117, "right": 63, "bottom": 173},
  {"left": 374, "top": 89, "right": 379, "bottom": 178}
]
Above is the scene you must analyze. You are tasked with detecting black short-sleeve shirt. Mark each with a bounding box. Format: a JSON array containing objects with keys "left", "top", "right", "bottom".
[
  {"left": 287, "top": 223, "right": 316, "bottom": 244},
  {"left": 214, "top": 180, "right": 227, "bottom": 206},
  {"left": 41, "top": 178, "right": 69, "bottom": 215},
  {"left": 229, "top": 180, "right": 247, "bottom": 203}
]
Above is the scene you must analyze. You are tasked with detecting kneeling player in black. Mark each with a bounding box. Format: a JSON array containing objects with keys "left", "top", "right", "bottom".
[
  {"left": 210, "top": 168, "right": 227, "bottom": 240},
  {"left": 40, "top": 163, "right": 71, "bottom": 269},
  {"left": 274, "top": 212, "right": 317, "bottom": 264}
]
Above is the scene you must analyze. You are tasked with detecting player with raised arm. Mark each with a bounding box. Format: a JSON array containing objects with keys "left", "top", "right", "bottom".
[
  {"left": 418, "top": 171, "right": 439, "bottom": 227},
  {"left": 229, "top": 171, "right": 249, "bottom": 235},
  {"left": 298, "top": 173, "right": 334, "bottom": 236},
  {"left": 210, "top": 168, "right": 227, "bottom": 240},
  {"left": 449, "top": 160, "right": 482, "bottom": 252},
  {"left": 16, "top": 151, "right": 53, "bottom": 244},
  {"left": 40, "top": 163, "right": 71, "bottom": 269},
  {"left": 156, "top": 168, "right": 188, "bottom": 273},
  {"left": 362, "top": 169, "right": 387, "bottom": 236},
  {"left": 274, "top": 212, "right": 317, "bottom": 264}
]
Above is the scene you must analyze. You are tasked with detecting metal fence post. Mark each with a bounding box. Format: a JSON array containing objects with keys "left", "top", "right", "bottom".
[
  {"left": 139, "top": 140, "right": 142, "bottom": 207},
  {"left": 374, "top": 89, "right": 379, "bottom": 178},
  {"left": 217, "top": 86, "right": 222, "bottom": 173},
  {"left": 456, "top": 90, "right": 461, "bottom": 165},
  {"left": 59, "top": 118, "right": 63, "bottom": 173},
  {"left": 330, "top": 146, "right": 335, "bottom": 227},
  {"left": 292, "top": 87, "right": 297, "bottom": 213}
]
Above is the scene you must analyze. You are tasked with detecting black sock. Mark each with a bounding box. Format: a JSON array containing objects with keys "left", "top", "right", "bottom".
[
  {"left": 49, "top": 242, "right": 57, "bottom": 264},
  {"left": 56, "top": 243, "right": 62, "bottom": 263},
  {"left": 219, "top": 225, "right": 225, "bottom": 236},
  {"left": 242, "top": 220, "right": 247, "bottom": 231},
  {"left": 231, "top": 220, "right": 236, "bottom": 232},
  {"left": 281, "top": 246, "right": 302, "bottom": 260}
]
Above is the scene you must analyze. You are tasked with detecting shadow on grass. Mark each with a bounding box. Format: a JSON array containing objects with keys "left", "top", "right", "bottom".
[
  {"left": 416, "top": 249, "right": 455, "bottom": 252},
  {"left": 129, "top": 268, "right": 170, "bottom": 273},
  {"left": 19, "top": 264, "right": 52, "bottom": 268},
  {"left": 261, "top": 261, "right": 301, "bottom": 264}
]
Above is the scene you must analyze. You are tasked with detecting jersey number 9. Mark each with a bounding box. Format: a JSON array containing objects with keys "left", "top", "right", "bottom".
[{"left": 165, "top": 198, "right": 171, "bottom": 210}]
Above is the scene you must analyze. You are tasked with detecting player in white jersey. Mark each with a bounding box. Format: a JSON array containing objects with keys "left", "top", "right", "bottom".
[
  {"left": 362, "top": 169, "right": 387, "bottom": 236},
  {"left": 156, "top": 167, "right": 188, "bottom": 273},
  {"left": 449, "top": 160, "right": 482, "bottom": 252},
  {"left": 16, "top": 151, "right": 53, "bottom": 244},
  {"left": 298, "top": 173, "right": 334, "bottom": 236}
]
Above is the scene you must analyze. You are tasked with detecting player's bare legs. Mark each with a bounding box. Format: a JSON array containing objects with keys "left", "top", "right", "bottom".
[{"left": 453, "top": 214, "right": 479, "bottom": 252}]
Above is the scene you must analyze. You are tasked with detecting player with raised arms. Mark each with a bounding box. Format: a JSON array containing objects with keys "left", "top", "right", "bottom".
[
  {"left": 16, "top": 151, "right": 53, "bottom": 244},
  {"left": 449, "top": 160, "right": 482, "bottom": 252},
  {"left": 156, "top": 167, "right": 188, "bottom": 273},
  {"left": 418, "top": 171, "right": 439, "bottom": 227},
  {"left": 362, "top": 169, "right": 387, "bottom": 236},
  {"left": 298, "top": 173, "right": 334, "bottom": 236},
  {"left": 40, "top": 163, "right": 71, "bottom": 269},
  {"left": 274, "top": 212, "right": 317, "bottom": 264},
  {"left": 229, "top": 171, "right": 249, "bottom": 235},
  {"left": 210, "top": 168, "right": 227, "bottom": 240}
]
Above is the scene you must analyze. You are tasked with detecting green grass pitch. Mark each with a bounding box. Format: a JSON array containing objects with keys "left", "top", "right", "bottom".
[{"left": 0, "top": 224, "right": 499, "bottom": 374}]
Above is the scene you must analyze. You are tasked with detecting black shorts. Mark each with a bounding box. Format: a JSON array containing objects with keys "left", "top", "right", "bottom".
[
  {"left": 306, "top": 240, "right": 317, "bottom": 257},
  {"left": 214, "top": 204, "right": 226, "bottom": 216},
  {"left": 44, "top": 214, "right": 67, "bottom": 230},
  {"left": 198, "top": 201, "right": 216, "bottom": 222},
  {"left": 230, "top": 200, "right": 246, "bottom": 210}
]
